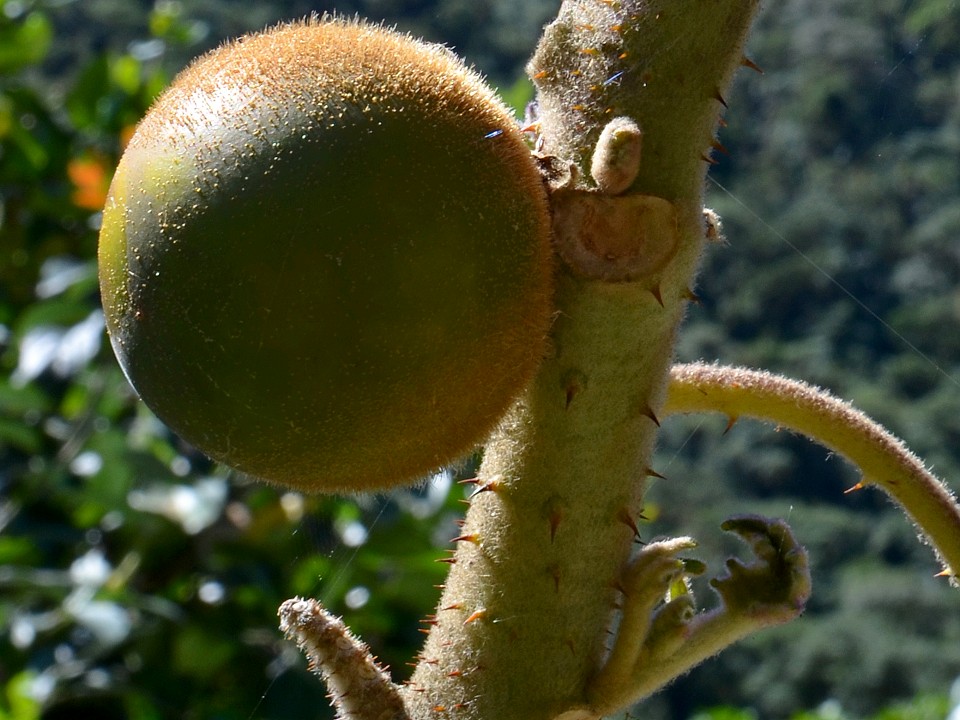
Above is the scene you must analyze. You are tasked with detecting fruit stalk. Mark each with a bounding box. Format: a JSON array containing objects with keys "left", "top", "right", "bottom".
[{"left": 404, "top": 2, "right": 762, "bottom": 718}]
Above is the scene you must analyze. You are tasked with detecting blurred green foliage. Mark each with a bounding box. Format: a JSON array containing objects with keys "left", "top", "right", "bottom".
[{"left": 0, "top": 0, "right": 958, "bottom": 719}]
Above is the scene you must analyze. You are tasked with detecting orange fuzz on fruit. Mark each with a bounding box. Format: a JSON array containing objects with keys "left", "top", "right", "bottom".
[{"left": 99, "top": 19, "right": 554, "bottom": 492}]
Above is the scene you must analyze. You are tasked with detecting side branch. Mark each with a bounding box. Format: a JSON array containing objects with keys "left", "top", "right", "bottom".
[
  {"left": 279, "top": 598, "right": 410, "bottom": 720},
  {"left": 663, "top": 362, "right": 960, "bottom": 584}
]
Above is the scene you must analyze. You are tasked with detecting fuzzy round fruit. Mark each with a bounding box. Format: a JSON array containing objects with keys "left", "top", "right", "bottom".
[{"left": 98, "top": 19, "right": 553, "bottom": 493}]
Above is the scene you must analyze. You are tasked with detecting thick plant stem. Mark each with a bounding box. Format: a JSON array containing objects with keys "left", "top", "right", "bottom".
[
  {"left": 403, "top": 3, "right": 761, "bottom": 719},
  {"left": 664, "top": 363, "right": 960, "bottom": 583}
]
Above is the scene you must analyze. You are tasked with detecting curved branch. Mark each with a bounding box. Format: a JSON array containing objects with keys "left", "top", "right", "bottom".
[{"left": 664, "top": 362, "right": 960, "bottom": 584}]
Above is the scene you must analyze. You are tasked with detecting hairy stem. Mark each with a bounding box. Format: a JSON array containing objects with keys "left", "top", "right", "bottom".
[
  {"left": 403, "top": 3, "right": 762, "bottom": 719},
  {"left": 664, "top": 362, "right": 960, "bottom": 583}
]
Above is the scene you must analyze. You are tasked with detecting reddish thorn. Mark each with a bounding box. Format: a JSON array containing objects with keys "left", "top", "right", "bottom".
[
  {"left": 441, "top": 603, "right": 463, "bottom": 611},
  {"left": 418, "top": 628, "right": 431, "bottom": 635},
  {"left": 619, "top": 52, "right": 629, "bottom": 59},
  {"left": 423, "top": 657, "right": 439, "bottom": 665},
  {"left": 457, "top": 477, "right": 480, "bottom": 485},
  {"left": 447, "top": 669, "right": 463, "bottom": 678},
  {"left": 436, "top": 557, "right": 457, "bottom": 564},
  {"left": 843, "top": 481, "right": 865, "bottom": 495},
  {"left": 549, "top": 508, "right": 563, "bottom": 542},
  {"left": 710, "top": 138, "right": 730, "bottom": 155},
  {"left": 617, "top": 507, "right": 641, "bottom": 539},
  {"left": 934, "top": 568, "right": 955, "bottom": 578},
  {"left": 649, "top": 284, "right": 664, "bottom": 307},
  {"left": 531, "top": 70, "right": 548, "bottom": 80},
  {"left": 469, "top": 481, "right": 498, "bottom": 499},
  {"left": 640, "top": 405, "right": 661, "bottom": 427},
  {"left": 463, "top": 609, "right": 487, "bottom": 624},
  {"left": 682, "top": 287, "right": 703, "bottom": 305},
  {"left": 741, "top": 56, "right": 764, "bottom": 73},
  {"left": 451, "top": 534, "right": 480, "bottom": 545},
  {"left": 701, "top": 153, "right": 720, "bottom": 165},
  {"left": 549, "top": 564, "right": 561, "bottom": 593},
  {"left": 723, "top": 415, "right": 738, "bottom": 434}
]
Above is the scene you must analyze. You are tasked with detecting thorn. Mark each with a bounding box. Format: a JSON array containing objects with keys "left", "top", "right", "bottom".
[
  {"left": 436, "top": 557, "right": 457, "bottom": 565},
  {"left": 442, "top": 603, "right": 463, "bottom": 611},
  {"left": 548, "top": 564, "right": 561, "bottom": 593},
  {"left": 640, "top": 404, "right": 661, "bottom": 427},
  {"left": 420, "top": 615, "right": 439, "bottom": 626},
  {"left": 618, "top": 52, "right": 629, "bottom": 59},
  {"left": 723, "top": 415, "right": 738, "bottom": 434},
  {"left": 531, "top": 69, "right": 548, "bottom": 80},
  {"left": 520, "top": 121, "right": 541, "bottom": 134},
  {"left": 562, "top": 369, "right": 587, "bottom": 409},
  {"left": 433, "top": 584, "right": 446, "bottom": 590},
  {"left": 700, "top": 153, "right": 720, "bottom": 165},
  {"left": 418, "top": 628, "right": 431, "bottom": 635},
  {"left": 718, "top": 116, "right": 728, "bottom": 128},
  {"left": 617, "top": 507, "right": 641, "bottom": 540},
  {"left": 470, "top": 479, "right": 501, "bottom": 497},
  {"left": 549, "top": 507, "right": 563, "bottom": 542},
  {"left": 463, "top": 609, "right": 487, "bottom": 625},
  {"left": 681, "top": 287, "right": 702, "bottom": 305},
  {"left": 457, "top": 499, "right": 471, "bottom": 507},
  {"left": 710, "top": 138, "right": 730, "bottom": 155},
  {"left": 451, "top": 534, "right": 480, "bottom": 545},
  {"left": 572, "top": 104, "right": 587, "bottom": 112},
  {"left": 579, "top": 47, "right": 601, "bottom": 56},
  {"left": 741, "top": 55, "right": 764, "bottom": 73},
  {"left": 649, "top": 283, "right": 664, "bottom": 307},
  {"left": 843, "top": 481, "right": 865, "bottom": 495},
  {"left": 713, "top": 88, "right": 728, "bottom": 108},
  {"left": 447, "top": 669, "right": 463, "bottom": 678},
  {"left": 457, "top": 477, "right": 480, "bottom": 485},
  {"left": 645, "top": 466, "right": 666, "bottom": 480},
  {"left": 934, "top": 568, "right": 955, "bottom": 578}
]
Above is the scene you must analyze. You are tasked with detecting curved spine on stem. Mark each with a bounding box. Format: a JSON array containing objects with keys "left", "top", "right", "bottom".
[{"left": 664, "top": 362, "right": 960, "bottom": 584}]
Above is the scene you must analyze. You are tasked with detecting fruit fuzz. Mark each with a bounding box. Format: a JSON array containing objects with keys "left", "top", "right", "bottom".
[{"left": 98, "top": 18, "right": 554, "bottom": 492}]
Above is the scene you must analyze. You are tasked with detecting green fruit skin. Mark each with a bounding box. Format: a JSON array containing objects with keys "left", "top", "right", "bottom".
[{"left": 99, "top": 20, "right": 554, "bottom": 493}]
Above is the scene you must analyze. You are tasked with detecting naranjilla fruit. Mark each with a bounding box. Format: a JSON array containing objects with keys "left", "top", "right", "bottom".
[{"left": 99, "top": 18, "right": 554, "bottom": 492}]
